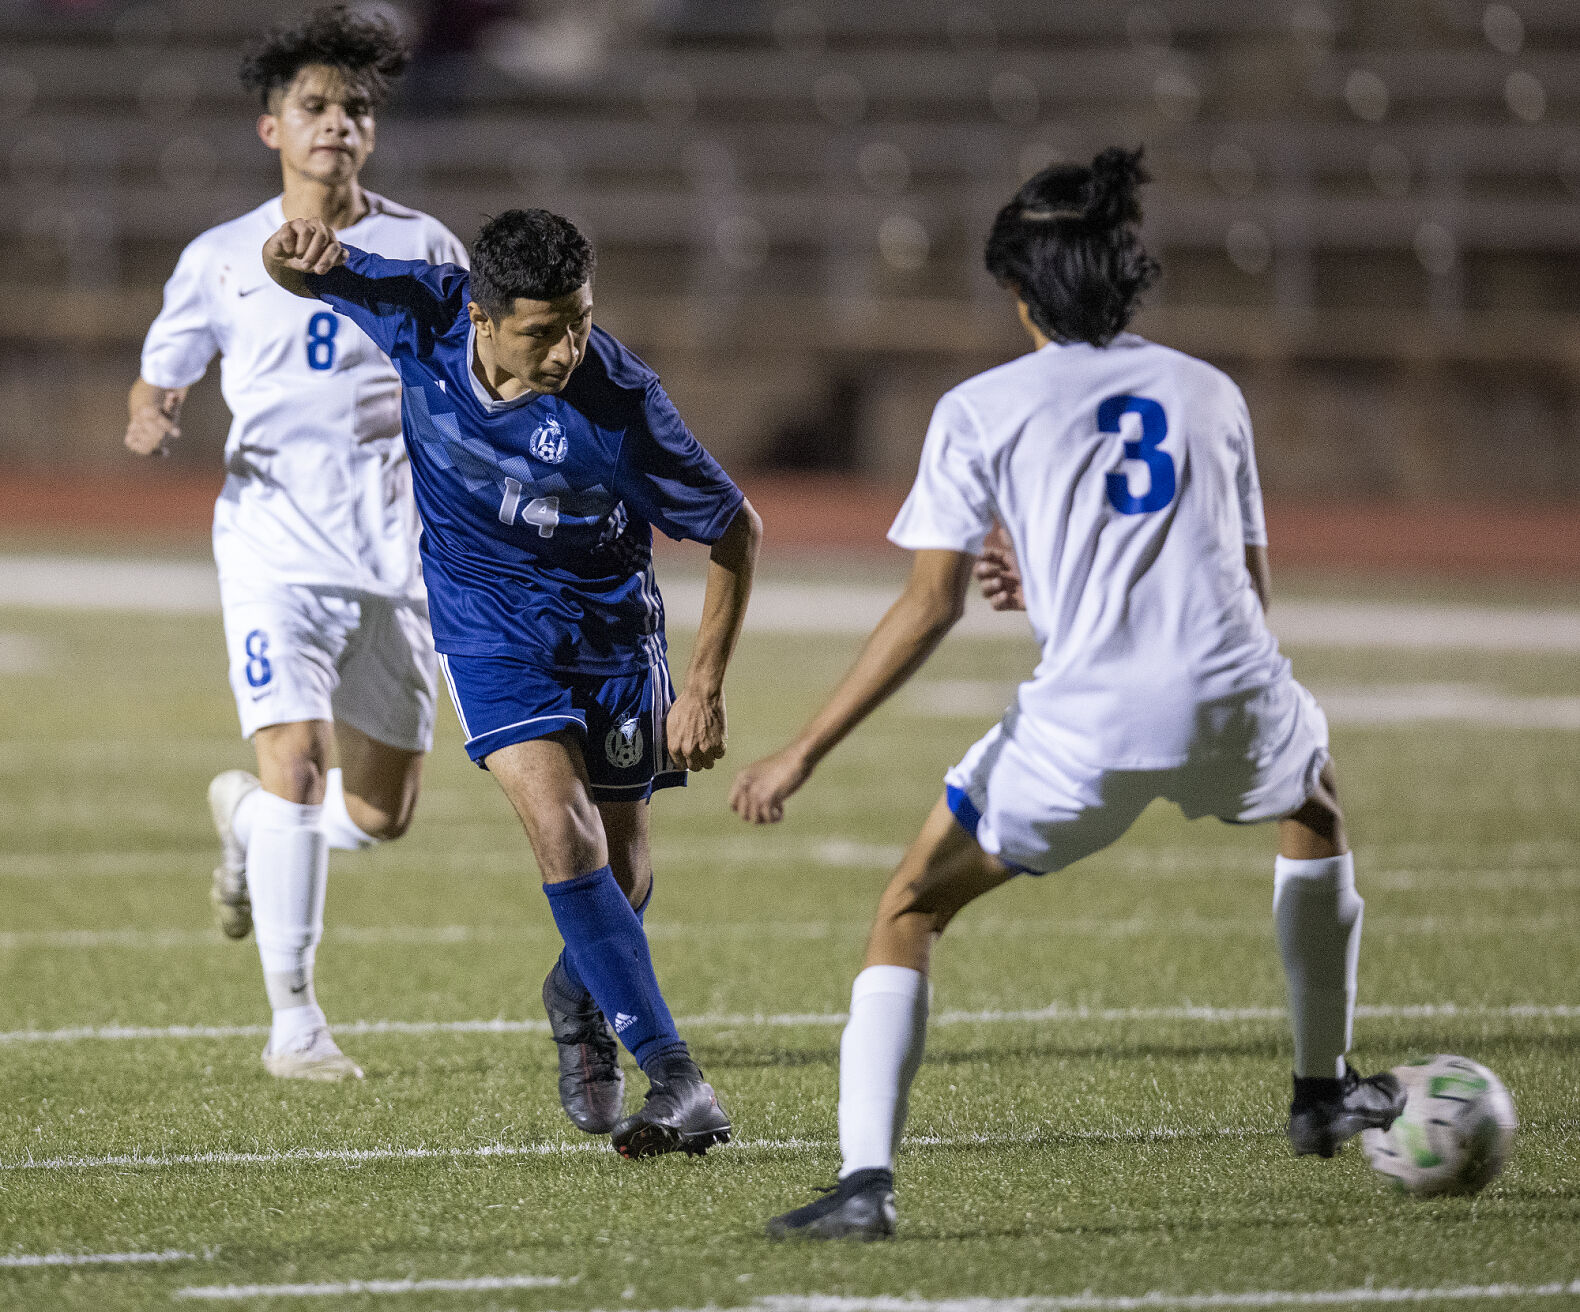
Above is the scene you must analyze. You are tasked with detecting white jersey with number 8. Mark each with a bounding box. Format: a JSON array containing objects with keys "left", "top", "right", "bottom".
[
  {"left": 889, "top": 333, "right": 1290, "bottom": 771},
  {"left": 140, "top": 193, "right": 467, "bottom": 598}
]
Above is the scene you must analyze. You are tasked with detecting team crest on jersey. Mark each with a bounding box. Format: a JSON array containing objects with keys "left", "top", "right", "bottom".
[
  {"left": 529, "top": 417, "right": 568, "bottom": 464},
  {"left": 605, "top": 718, "right": 644, "bottom": 769}
]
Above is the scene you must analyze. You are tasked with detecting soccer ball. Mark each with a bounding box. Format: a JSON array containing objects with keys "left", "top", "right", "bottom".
[{"left": 1361, "top": 1054, "right": 1517, "bottom": 1196}]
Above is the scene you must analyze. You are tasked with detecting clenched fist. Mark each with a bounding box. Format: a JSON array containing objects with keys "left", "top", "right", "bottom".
[
  {"left": 728, "top": 745, "right": 812, "bottom": 826},
  {"left": 262, "top": 218, "right": 346, "bottom": 295},
  {"left": 666, "top": 687, "right": 728, "bottom": 772}
]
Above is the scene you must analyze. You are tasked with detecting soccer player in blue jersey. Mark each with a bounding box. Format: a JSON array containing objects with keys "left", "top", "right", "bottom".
[{"left": 261, "top": 207, "right": 761, "bottom": 1158}]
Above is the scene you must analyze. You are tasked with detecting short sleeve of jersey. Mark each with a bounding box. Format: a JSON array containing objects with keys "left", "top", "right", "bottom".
[
  {"left": 1230, "top": 386, "right": 1268, "bottom": 547},
  {"left": 426, "top": 220, "right": 470, "bottom": 270},
  {"left": 140, "top": 238, "right": 219, "bottom": 390},
  {"left": 888, "top": 391, "right": 997, "bottom": 554},
  {"left": 306, "top": 244, "right": 467, "bottom": 361},
  {"left": 616, "top": 380, "right": 744, "bottom": 545}
]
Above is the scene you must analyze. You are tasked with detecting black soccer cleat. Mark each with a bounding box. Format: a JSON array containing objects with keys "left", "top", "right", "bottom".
[
  {"left": 542, "top": 963, "right": 625, "bottom": 1135},
  {"left": 1288, "top": 1063, "right": 1407, "bottom": 1158},
  {"left": 766, "top": 1167, "right": 897, "bottom": 1241},
  {"left": 610, "top": 1054, "right": 731, "bottom": 1159}
]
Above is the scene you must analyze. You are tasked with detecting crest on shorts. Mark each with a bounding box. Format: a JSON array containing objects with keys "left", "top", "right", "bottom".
[
  {"left": 529, "top": 417, "right": 568, "bottom": 464},
  {"left": 605, "top": 717, "right": 644, "bottom": 769}
]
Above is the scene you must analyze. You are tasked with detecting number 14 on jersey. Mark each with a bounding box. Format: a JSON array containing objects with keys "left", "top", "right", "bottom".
[{"left": 498, "top": 478, "right": 560, "bottom": 537}]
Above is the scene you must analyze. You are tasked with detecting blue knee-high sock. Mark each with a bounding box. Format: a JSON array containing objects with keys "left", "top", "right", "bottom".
[
  {"left": 545, "top": 867, "right": 685, "bottom": 1071},
  {"left": 556, "top": 880, "right": 651, "bottom": 998}
]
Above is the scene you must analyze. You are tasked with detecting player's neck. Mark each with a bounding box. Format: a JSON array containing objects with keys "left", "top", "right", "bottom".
[
  {"left": 280, "top": 174, "right": 370, "bottom": 231},
  {"left": 471, "top": 332, "right": 533, "bottom": 403}
]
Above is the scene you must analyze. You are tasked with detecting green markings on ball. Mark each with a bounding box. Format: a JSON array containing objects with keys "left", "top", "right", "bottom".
[
  {"left": 1398, "top": 1118, "right": 1443, "bottom": 1169},
  {"left": 1429, "top": 1073, "right": 1489, "bottom": 1099}
]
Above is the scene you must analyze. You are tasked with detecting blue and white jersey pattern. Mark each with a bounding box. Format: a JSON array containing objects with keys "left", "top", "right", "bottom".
[{"left": 306, "top": 247, "right": 743, "bottom": 673}]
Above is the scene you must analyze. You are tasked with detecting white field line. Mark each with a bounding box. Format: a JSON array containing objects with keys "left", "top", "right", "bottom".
[
  {"left": 5, "top": 907, "right": 1575, "bottom": 953},
  {"left": 5, "top": 559, "right": 1580, "bottom": 652},
  {"left": 154, "top": 1281, "right": 1580, "bottom": 1311},
  {"left": 4, "top": 1128, "right": 1261, "bottom": 1174},
  {"left": 0, "top": 1248, "right": 196, "bottom": 1268},
  {"left": 5, "top": 836, "right": 1577, "bottom": 881},
  {"left": 907, "top": 680, "right": 1580, "bottom": 729},
  {"left": 1364, "top": 868, "right": 1580, "bottom": 892},
  {"left": 174, "top": 1274, "right": 566, "bottom": 1301},
  {"left": 753, "top": 1284, "right": 1580, "bottom": 1312},
  {"left": 153, "top": 1285, "right": 1580, "bottom": 1312},
  {"left": 177, "top": 1281, "right": 1580, "bottom": 1311},
  {"left": 0, "top": 837, "right": 910, "bottom": 880},
  {"left": 1, "top": 1002, "right": 1576, "bottom": 1049},
  {"left": 1313, "top": 684, "right": 1580, "bottom": 730}
]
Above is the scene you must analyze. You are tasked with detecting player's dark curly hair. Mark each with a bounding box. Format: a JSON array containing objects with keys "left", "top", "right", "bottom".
[
  {"left": 239, "top": 5, "right": 410, "bottom": 110},
  {"left": 470, "top": 209, "right": 596, "bottom": 318},
  {"left": 984, "top": 146, "right": 1161, "bottom": 347}
]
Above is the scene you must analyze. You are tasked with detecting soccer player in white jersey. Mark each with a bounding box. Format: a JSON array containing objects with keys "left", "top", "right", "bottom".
[
  {"left": 732, "top": 148, "right": 1406, "bottom": 1239},
  {"left": 124, "top": 7, "right": 467, "bottom": 1080}
]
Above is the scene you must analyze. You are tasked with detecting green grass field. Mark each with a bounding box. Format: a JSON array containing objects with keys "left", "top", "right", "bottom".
[{"left": 2, "top": 567, "right": 1578, "bottom": 1310}]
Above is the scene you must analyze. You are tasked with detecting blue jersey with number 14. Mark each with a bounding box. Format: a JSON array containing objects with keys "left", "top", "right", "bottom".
[{"left": 305, "top": 246, "right": 743, "bottom": 674}]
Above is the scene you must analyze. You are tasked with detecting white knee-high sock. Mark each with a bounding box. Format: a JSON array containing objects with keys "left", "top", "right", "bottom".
[
  {"left": 1274, "top": 853, "right": 1363, "bottom": 1079},
  {"left": 233, "top": 770, "right": 374, "bottom": 854},
  {"left": 231, "top": 787, "right": 259, "bottom": 851},
  {"left": 248, "top": 792, "right": 329, "bottom": 1050},
  {"left": 838, "top": 965, "right": 929, "bottom": 1178},
  {"left": 322, "top": 768, "right": 378, "bottom": 851}
]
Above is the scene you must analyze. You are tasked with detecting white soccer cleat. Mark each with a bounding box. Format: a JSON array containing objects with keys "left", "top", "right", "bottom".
[
  {"left": 262, "top": 1027, "right": 365, "bottom": 1082},
  {"left": 208, "top": 770, "right": 260, "bottom": 940}
]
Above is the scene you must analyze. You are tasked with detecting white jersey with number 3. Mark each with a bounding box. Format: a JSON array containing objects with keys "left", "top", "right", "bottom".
[
  {"left": 889, "top": 334, "right": 1289, "bottom": 770},
  {"left": 140, "top": 193, "right": 467, "bottom": 597}
]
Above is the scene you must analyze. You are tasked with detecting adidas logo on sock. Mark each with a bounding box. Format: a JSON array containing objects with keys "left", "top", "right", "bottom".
[{"left": 612, "top": 1012, "right": 638, "bottom": 1033}]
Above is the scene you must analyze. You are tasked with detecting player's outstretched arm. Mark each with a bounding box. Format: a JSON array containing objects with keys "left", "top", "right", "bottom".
[
  {"left": 262, "top": 217, "right": 347, "bottom": 299},
  {"left": 667, "top": 499, "right": 764, "bottom": 772},
  {"left": 729, "top": 548, "right": 975, "bottom": 825},
  {"left": 973, "top": 523, "right": 1025, "bottom": 611},
  {"left": 124, "top": 378, "right": 186, "bottom": 456}
]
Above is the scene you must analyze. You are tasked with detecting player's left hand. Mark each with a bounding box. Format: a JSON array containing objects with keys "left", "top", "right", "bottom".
[{"left": 667, "top": 688, "right": 727, "bottom": 771}]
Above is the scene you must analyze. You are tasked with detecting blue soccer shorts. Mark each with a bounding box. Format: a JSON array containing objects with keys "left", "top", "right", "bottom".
[{"left": 439, "top": 651, "right": 687, "bottom": 801}]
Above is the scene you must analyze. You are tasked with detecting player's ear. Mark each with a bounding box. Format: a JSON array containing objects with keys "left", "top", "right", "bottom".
[
  {"left": 257, "top": 112, "right": 280, "bottom": 152},
  {"left": 467, "top": 302, "right": 492, "bottom": 336}
]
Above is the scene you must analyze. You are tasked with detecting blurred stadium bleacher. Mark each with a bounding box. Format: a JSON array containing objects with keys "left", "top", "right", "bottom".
[{"left": 1, "top": 0, "right": 1577, "bottom": 503}]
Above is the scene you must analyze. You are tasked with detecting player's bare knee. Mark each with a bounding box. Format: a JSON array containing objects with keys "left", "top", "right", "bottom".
[
  {"left": 529, "top": 803, "right": 607, "bottom": 883},
  {"left": 259, "top": 746, "right": 328, "bottom": 804},
  {"left": 1281, "top": 783, "right": 1346, "bottom": 858},
  {"left": 358, "top": 805, "right": 411, "bottom": 842},
  {"left": 877, "top": 878, "right": 953, "bottom": 939}
]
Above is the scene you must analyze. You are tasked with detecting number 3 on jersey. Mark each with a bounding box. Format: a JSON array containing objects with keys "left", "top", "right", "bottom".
[{"left": 1101, "top": 394, "right": 1175, "bottom": 515}]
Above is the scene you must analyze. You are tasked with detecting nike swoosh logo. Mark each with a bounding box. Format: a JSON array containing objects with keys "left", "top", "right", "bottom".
[
  {"left": 237, "top": 285, "right": 266, "bottom": 298},
  {"left": 250, "top": 692, "right": 271, "bottom": 701}
]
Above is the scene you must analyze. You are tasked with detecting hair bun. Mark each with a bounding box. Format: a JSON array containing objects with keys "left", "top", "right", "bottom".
[{"left": 1083, "top": 146, "right": 1149, "bottom": 228}]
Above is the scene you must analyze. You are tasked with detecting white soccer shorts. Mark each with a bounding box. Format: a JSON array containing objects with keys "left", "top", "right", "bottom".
[
  {"left": 944, "top": 677, "right": 1330, "bottom": 875},
  {"left": 219, "top": 579, "right": 438, "bottom": 752}
]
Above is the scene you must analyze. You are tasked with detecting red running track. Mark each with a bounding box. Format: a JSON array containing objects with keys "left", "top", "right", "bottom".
[{"left": 1, "top": 471, "right": 1576, "bottom": 579}]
